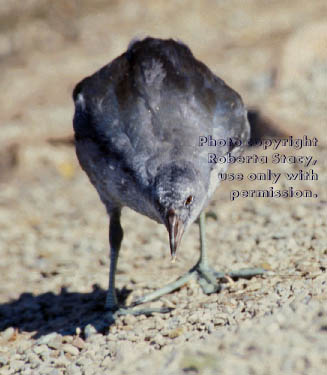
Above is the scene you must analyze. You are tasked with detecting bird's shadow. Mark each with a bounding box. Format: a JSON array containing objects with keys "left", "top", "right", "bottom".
[{"left": 0, "top": 285, "right": 132, "bottom": 339}]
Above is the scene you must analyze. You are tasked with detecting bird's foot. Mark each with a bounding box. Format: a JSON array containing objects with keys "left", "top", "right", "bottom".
[
  {"left": 85, "top": 267, "right": 265, "bottom": 336},
  {"left": 82, "top": 301, "right": 172, "bottom": 338},
  {"left": 131, "top": 265, "right": 267, "bottom": 306},
  {"left": 105, "top": 294, "right": 172, "bottom": 319},
  {"left": 105, "top": 305, "right": 172, "bottom": 320},
  {"left": 131, "top": 271, "right": 196, "bottom": 306},
  {"left": 194, "top": 264, "right": 222, "bottom": 294},
  {"left": 104, "top": 265, "right": 267, "bottom": 319},
  {"left": 193, "top": 264, "right": 267, "bottom": 294}
]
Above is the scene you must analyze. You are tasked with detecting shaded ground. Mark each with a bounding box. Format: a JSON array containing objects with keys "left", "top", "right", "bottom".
[{"left": 0, "top": 1, "right": 326, "bottom": 374}]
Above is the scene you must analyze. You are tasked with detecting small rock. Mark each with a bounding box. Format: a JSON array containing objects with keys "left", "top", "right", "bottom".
[
  {"left": 72, "top": 336, "right": 85, "bottom": 350},
  {"left": 0, "top": 355, "right": 9, "bottom": 366},
  {"left": 214, "top": 313, "right": 229, "bottom": 326},
  {"left": 168, "top": 326, "right": 184, "bottom": 339},
  {"left": 76, "top": 357, "right": 93, "bottom": 367},
  {"left": 63, "top": 343, "right": 80, "bottom": 356},
  {"left": 0, "top": 368, "right": 12, "bottom": 375},
  {"left": 85, "top": 333, "right": 105, "bottom": 346},
  {"left": 37, "top": 332, "right": 59, "bottom": 345},
  {"left": 55, "top": 353, "right": 71, "bottom": 367},
  {"left": 188, "top": 313, "right": 201, "bottom": 324},
  {"left": 286, "top": 237, "right": 298, "bottom": 251},
  {"left": 144, "top": 330, "right": 157, "bottom": 341},
  {"left": 153, "top": 317, "right": 165, "bottom": 331},
  {"left": 33, "top": 344, "right": 49, "bottom": 355},
  {"left": 84, "top": 324, "right": 97, "bottom": 339},
  {"left": 141, "top": 319, "right": 156, "bottom": 330},
  {"left": 122, "top": 315, "right": 137, "bottom": 326},
  {"left": 27, "top": 352, "right": 40, "bottom": 364},
  {"left": 101, "top": 356, "right": 112, "bottom": 367},
  {"left": 48, "top": 336, "right": 63, "bottom": 350},
  {"left": 37, "top": 364, "right": 58, "bottom": 375},
  {"left": 117, "top": 332, "right": 127, "bottom": 340},
  {"left": 206, "top": 322, "right": 215, "bottom": 333},
  {"left": 66, "top": 363, "right": 82, "bottom": 375},
  {"left": 1, "top": 327, "right": 15, "bottom": 341},
  {"left": 125, "top": 331, "right": 138, "bottom": 342},
  {"left": 50, "top": 350, "right": 60, "bottom": 359},
  {"left": 246, "top": 281, "right": 262, "bottom": 292},
  {"left": 62, "top": 335, "right": 74, "bottom": 343},
  {"left": 153, "top": 333, "right": 165, "bottom": 346},
  {"left": 107, "top": 334, "right": 118, "bottom": 341},
  {"left": 9, "top": 359, "right": 25, "bottom": 371},
  {"left": 16, "top": 340, "right": 31, "bottom": 354}
]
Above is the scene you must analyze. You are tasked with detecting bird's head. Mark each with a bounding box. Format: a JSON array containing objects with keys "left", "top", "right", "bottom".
[{"left": 152, "top": 160, "right": 207, "bottom": 261}]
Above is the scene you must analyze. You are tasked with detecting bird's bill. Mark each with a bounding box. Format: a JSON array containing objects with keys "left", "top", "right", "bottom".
[{"left": 166, "top": 210, "right": 184, "bottom": 262}]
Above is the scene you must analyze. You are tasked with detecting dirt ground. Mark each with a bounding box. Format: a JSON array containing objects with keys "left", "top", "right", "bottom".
[{"left": 0, "top": 1, "right": 326, "bottom": 374}]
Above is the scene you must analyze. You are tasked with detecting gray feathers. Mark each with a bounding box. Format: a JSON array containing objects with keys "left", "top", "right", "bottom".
[{"left": 73, "top": 37, "right": 249, "bottom": 228}]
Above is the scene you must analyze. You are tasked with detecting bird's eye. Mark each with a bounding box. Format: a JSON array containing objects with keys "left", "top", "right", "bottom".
[{"left": 184, "top": 195, "right": 193, "bottom": 206}]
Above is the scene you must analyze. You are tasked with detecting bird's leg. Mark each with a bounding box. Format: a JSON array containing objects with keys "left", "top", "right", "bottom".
[
  {"left": 193, "top": 211, "right": 267, "bottom": 293},
  {"left": 132, "top": 212, "right": 266, "bottom": 306},
  {"left": 130, "top": 213, "right": 212, "bottom": 305},
  {"left": 193, "top": 210, "right": 221, "bottom": 293},
  {"left": 105, "top": 209, "right": 123, "bottom": 311},
  {"left": 105, "top": 209, "right": 171, "bottom": 318}
]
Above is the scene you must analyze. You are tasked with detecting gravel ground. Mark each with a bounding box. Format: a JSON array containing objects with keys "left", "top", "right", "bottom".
[{"left": 1, "top": 1, "right": 326, "bottom": 374}]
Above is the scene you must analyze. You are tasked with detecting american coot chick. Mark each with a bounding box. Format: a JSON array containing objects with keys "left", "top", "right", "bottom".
[{"left": 73, "top": 37, "right": 264, "bottom": 316}]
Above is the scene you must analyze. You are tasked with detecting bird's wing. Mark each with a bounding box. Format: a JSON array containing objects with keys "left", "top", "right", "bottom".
[{"left": 73, "top": 38, "right": 249, "bottom": 187}]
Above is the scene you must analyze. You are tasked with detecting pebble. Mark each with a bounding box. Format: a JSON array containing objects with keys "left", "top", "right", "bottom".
[
  {"left": 50, "top": 350, "right": 60, "bottom": 359},
  {"left": 37, "top": 364, "right": 59, "bottom": 375},
  {"left": 154, "top": 317, "right": 165, "bottom": 331},
  {"left": 214, "top": 314, "right": 229, "bottom": 326},
  {"left": 62, "top": 335, "right": 74, "bottom": 344},
  {"left": 188, "top": 312, "right": 201, "bottom": 324},
  {"left": 107, "top": 334, "right": 118, "bottom": 341},
  {"left": 48, "top": 336, "right": 63, "bottom": 350},
  {"left": 76, "top": 357, "right": 93, "bottom": 367},
  {"left": 1, "top": 327, "right": 15, "bottom": 341},
  {"left": 66, "top": 363, "right": 82, "bottom": 375},
  {"left": 84, "top": 324, "right": 97, "bottom": 340},
  {"left": 101, "top": 356, "right": 112, "bottom": 367},
  {"left": 37, "top": 332, "right": 59, "bottom": 345},
  {"left": 168, "top": 327, "right": 184, "bottom": 339},
  {"left": 16, "top": 340, "right": 31, "bottom": 354},
  {"left": 72, "top": 336, "right": 86, "bottom": 350},
  {"left": 55, "top": 354, "right": 71, "bottom": 367},
  {"left": 9, "top": 359, "right": 25, "bottom": 371},
  {"left": 86, "top": 333, "right": 106, "bottom": 346},
  {"left": 0, "top": 355, "right": 9, "bottom": 366},
  {"left": 62, "top": 344, "right": 80, "bottom": 356},
  {"left": 33, "top": 344, "right": 49, "bottom": 355},
  {"left": 152, "top": 333, "right": 165, "bottom": 346},
  {"left": 125, "top": 332, "right": 138, "bottom": 342},
  {"left": 117, "top": 332, "right": 127, "bottom": 340},
  {"left": 122, "top": 315, "right": 137, "bottom": 326}
]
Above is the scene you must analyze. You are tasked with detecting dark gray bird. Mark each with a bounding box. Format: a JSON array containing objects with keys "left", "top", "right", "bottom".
[{"left": 73, "top": 37, "right": 264, "bottom": 316}]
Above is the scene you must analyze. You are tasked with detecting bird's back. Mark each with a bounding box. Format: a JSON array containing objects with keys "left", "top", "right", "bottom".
[{"left": 73, "top": 38, "right": 249, "bottom": 216}]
